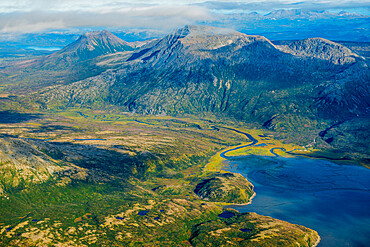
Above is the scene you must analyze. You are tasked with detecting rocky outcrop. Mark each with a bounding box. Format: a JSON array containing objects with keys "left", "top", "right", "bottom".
[
  {"left": 282, "top": 37, "right": 361, "bottom": 65},
  {"left": 0, "top": 135, "right": 66, "bottom": 194}
]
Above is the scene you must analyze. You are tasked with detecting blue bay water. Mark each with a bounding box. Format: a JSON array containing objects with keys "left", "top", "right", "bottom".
[{"left": 224, "top": 156, "right": 370, "bottom": 247}]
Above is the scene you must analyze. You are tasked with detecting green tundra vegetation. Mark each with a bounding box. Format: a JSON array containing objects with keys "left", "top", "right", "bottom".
[{"left": 0, "top": 100, "right": 320, "bottom": 246}]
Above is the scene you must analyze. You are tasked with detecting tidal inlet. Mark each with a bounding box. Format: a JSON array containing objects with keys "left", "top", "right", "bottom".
[{"left": 0, "top": 0, "right": 369, "bottom": 246}]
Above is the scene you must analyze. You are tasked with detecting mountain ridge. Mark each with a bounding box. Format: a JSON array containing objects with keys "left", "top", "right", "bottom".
[
  {"left": 264, "top": 9, "right": 368, "bottom": 19},
  {"left": 282, "top": 37, "right": 361, "bottom": 65},
  {"left": 39, "top": 25, "right": 368, "bottom": 118}
]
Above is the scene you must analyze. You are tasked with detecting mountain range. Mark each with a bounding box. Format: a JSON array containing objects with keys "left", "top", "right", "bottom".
[
  {"left": 1, "top": 8, "right": 368, "bottom": 51},
  {"left": 263, "top": 9, "right": 367, "bottom": 19},
  {"left": 24, "top": 25, "right": 368, "bottom": 161},
  {"left": 38, "top": 26, "right": 367, "bottom": 117},
  {"left": 0, "top": 25, "right": 368, "bottom": 161},
  {"left": 207, "top": 9, "right": 369, "bottom": 42}
]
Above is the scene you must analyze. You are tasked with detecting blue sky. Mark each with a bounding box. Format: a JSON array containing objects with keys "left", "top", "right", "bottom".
[{"left": 0, "top": 0, "right": 369, "bottom": 33}]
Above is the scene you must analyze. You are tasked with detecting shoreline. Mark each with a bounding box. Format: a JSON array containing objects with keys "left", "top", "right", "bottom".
[
  {"left": 206, "top": 127, "right": 323, "bottom": 247},
  {"left": 312, "top": 235, "right": 321, "bottom": 247}
]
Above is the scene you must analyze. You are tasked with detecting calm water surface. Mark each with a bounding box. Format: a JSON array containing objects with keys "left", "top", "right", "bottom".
[{"left": 225, "top": 156, "right": 370, "bottom": 247}]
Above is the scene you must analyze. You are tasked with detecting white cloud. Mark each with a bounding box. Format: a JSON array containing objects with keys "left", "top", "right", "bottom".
[
  {"left": 0, "top": 1, "right": 206, "bottom": 12},
  {"left": 0, "top": 1, "right": 368, "bottom": 33},
  {"left": 0, "top": 5, "right": 213, "bottom": 33}
]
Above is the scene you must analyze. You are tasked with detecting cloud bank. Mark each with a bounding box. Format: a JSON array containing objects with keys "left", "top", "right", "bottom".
[
  {"left": 0, "top": 1, "right": 368, "bottom": 33},
  {"left": 0, "top": 5, "right": 212, "bottom": 33}
]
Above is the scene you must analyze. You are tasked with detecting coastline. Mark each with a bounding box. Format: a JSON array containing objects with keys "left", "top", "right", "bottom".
[
  {"left": 312, "top": 235, "right": 321, "bottom": 247},
  {"left": 205, "top": 127, "right": 323, "bottom": 247}
]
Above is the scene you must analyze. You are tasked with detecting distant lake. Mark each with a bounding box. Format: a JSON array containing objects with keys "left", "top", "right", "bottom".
[
  {"left": 26, "top": 46, "right": 62, "bottom": 51},
  {"left": 224, "top": 156, "right": 370, "bottom": 247}
]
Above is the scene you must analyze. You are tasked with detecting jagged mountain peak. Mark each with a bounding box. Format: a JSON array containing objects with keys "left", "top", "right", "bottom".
[
  {"left": 67, "top": 30, "right": 132, "bottom": 52},
  {"left": 126, "top": 25, "right": 275, "bottom": 65},
  {"left": 82, "top": 29, "right": 111, "bottom": 37},
  {"left": 79, "top": 30, "right": 128, "bottom": 45},
  {"left": 47, "top": 30, "right": 133, "bottom": 63}
]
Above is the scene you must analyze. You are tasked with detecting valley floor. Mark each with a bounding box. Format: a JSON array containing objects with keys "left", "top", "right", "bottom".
[{"left": 0, "top": 106, "right": 340, "bottom": 246}]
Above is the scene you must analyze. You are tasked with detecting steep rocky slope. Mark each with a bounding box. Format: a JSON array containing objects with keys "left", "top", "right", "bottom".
[{"left": 280, "top": 37, "right": 361, "bottom": 65}]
